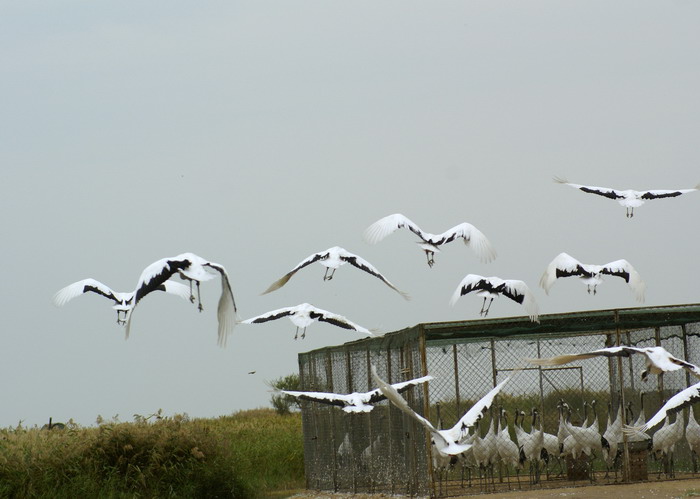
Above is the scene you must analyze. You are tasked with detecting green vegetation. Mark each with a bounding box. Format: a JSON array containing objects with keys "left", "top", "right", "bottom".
[{"left": 0, "top": 409, "right": 304, "bottom": 498}]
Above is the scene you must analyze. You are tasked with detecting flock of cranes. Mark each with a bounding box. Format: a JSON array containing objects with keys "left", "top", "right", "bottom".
[
  {"left": 51, "top": 178, "right": 700, "bottom": 488},
  {"left": 53, "top": 178, "right": 697, "bottom": 343}
]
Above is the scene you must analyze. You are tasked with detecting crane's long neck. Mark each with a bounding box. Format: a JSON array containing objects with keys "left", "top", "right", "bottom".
[{"left": 590, "top": 400, "right": 598, "bottom": 428}]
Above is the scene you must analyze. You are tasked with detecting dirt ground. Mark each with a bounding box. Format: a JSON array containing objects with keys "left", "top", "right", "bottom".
[{"left": 283, "top": 477, "right": 700, "bottom": 499}]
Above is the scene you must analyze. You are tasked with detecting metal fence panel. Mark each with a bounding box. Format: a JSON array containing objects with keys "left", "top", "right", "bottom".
[{"left": 299, "top": 305, "right": 700, "bottom": 497}]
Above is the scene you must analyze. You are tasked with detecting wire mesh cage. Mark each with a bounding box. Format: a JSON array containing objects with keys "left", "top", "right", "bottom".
[{"left": 298, "top": 304, "right": 700, "bottom": 497}]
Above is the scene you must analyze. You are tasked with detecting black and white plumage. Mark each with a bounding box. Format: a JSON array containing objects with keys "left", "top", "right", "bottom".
[
  {"left": 241, "top": 303, "right": 373, "bottom": 340},
  {"left": 371, "top": 365, "right": 511, "bottom": 458},
  {"left": 53, "top": 278, "right": 191, "bottom": 325},
  {"left": 624, "top": 382, "right": 700, "bottom": 435},
  {"left": 540, "top": 252, "right": 645, "bottom": 302},
  {"left": 561, "top": 400, "right": 607, "bottom": 465},
  {"left": 126, "top": 253, "right": 237, "bottom": 347},
  {"left": 516, "top": 408, "right": 544, "bottom": 484},
  {"left": 261, "top": 246, "right": 409, "bottom": 300},
  {"left": 554, "top": 177, "right": 700, "bottom": 218},
  {"left": 556, "top": 402, "right": 571, "bottom": 452},
  {"left": 450, "top": 274, "right": 539, "bottom": 323},
  {"left": 363, "top": 213, "right": 496, "bottom": 267},
  {"left": 527, "top": 345, "right": 700, "bottom": 382},
  {"left": 278, "top": 374, "right": 433, "bottom": 413}
]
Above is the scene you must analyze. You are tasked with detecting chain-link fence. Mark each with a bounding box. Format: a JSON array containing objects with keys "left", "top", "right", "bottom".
[{"left": 298, "top": 304, "right": 700, "bottom": 497}]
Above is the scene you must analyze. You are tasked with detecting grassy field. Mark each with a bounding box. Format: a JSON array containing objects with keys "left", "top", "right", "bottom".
[{"left": 0, "top": 408, "right": 304, "bottom": 498}]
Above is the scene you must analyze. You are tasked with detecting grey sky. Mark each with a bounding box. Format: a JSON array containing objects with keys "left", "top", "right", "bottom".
[{"left": 1, "top": 1, "right": 699, "bottom": 427}]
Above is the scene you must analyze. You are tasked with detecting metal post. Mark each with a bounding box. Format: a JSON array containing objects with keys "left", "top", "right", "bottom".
[
  {"left": 490, "top": 338, "right": 503, "bottom": 484},
  {"left": 406, "top": 342, "right": 418, "bottom": 496},
  {"left": 490, "top": 338, "right": 497, "bottom": 388},
  {"left": 362, "top": 347, "right": 373, "bottom": 494},
  {"left": 537, "top": 338, "right": 546, "bottom": 429},
  {"left": 309, "top": 355, "right": 319, "bottom": 489},
  {"left": 300, "top": 355, "right": 310, "bottom": 490},
  {"left": 419, "top": 325, "right": 435, "bottom": 498},
  {"left": 326, "top": 351, "right": 334, "bottom": 392},
  {"left": 341, "top": 347, "right": 351, "bottom": 491},
  {"left": 655, "top": 327, "right": 664, "bottom": 399},
  {"left": 616, "top": 311, "right": 631, "bottom": 482},
  {"left": 366, "top": 349, "right": 372, "bottom": 394},
  {"left": 606, "top": 333, "right": 617, "bottom": 409},
  {"left": 682, "top": 324, "right": 691, "bottom": 387},
  {"left": 453, "top": 344, "right": 461, "bottom": 418},
  {"left": 626, "top": 331, "right": 635, "bottom": 394},
  {"left": 327, "top": 351, "right": 339, "bottom": 491},
  {"left": 346, "top": 348, "right": 353, "bottom": 393}
]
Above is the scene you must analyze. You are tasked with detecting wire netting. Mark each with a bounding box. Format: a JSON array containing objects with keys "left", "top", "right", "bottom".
[
  {"left": 299, "top": 328, "right": 431, "bottom": 495},
  {"left": 298, "top": 304, "right": 700, "bottom": 497}
]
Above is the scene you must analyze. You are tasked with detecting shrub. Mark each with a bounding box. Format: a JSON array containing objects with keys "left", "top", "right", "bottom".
[{"left": 0, "top": 409, "right": 304, "bottom": 498}]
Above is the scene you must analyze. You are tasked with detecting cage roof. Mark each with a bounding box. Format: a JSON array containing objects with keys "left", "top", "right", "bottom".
[
  {"left": 422, "top": 303, "right": 700, "bottom": 342},
  {"left": 300, "top": 303, "right": 700, "bottom": 357}
]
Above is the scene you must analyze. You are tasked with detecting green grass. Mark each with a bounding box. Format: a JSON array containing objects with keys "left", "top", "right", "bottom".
[{"left": 0, "top": 409, "right": 304, "bottom": 499}]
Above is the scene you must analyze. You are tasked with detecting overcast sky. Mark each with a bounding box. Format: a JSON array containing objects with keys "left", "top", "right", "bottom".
[{"left": 1, "top": 1, "right": 699, "bottom": 428}]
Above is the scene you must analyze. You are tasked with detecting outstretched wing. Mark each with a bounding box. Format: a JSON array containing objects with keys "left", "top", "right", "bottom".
[
  {"left": 449, "top": 274, "right": 491, "bottom": 305},
  {"left": 526, "top": 346, "right": 647, "bottom": 367},
  {"left": 446, "top": 376, "right": 512, "bottom": 442},
  {"left": 432, "top": 223, "right": 497, "bottom": 263},
  {"left": 261, "top": 251, "right": 326, "bottom": 295},
  {"left": 365, "top": 375, "right": 433, "bottom": 405},
  {"left": 668, "top": 357, "right": 700, "bottom": 379},
  {"left": 204, "top": 262, "right": 238, "bottom": 348},
  {"left": 241, "top": 307, "right": 295, "bottom": 325},
  {"left": 337, "top": 248, "right": 410, "bottom": 300},
  {"left": 640, "top": 186, "right": 699, "bottom": 200},
  {"left": 624, "top": 381, "right": 700, "bottom": 435},
  {"left": 539, "top": 253, "right": 590, "bottom": 294},
  {"left": 363, "top": 213, "right": 428, "bottom": 244},
  {"left": 159, "top": 280, "right": 193, "bottom": 301},
  {"left": 500, "top": 280, "right": 539, "bottom": 323},
  {"left": 371, "top": 366, "right": 471, "bottom": 456},
  {"left": 52, "top": 278, "right": 122, "bottom": 306},
  {"left": 282, "top": 375, "right": 432, "bottom": 412},
  {"left": 370, "top": 366, "right": 439, "bottom": 435},
  {"left": 125, "top": 254, "right": 194, "bottom": 339},
  {"left": 554, "top": 177, "right": 624, "bottom": 200},
  {"left": 600, "top": 259, "right": 646, "bottom": 302},
  {"left": 308, "top": 306, "right": 374, "bottom": 336},
  {"left": 279, "top": 389, "right": 351, "bottom": 409},
  {"left": 133, "top": 255, "right": 193, "bottom": 307}
]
